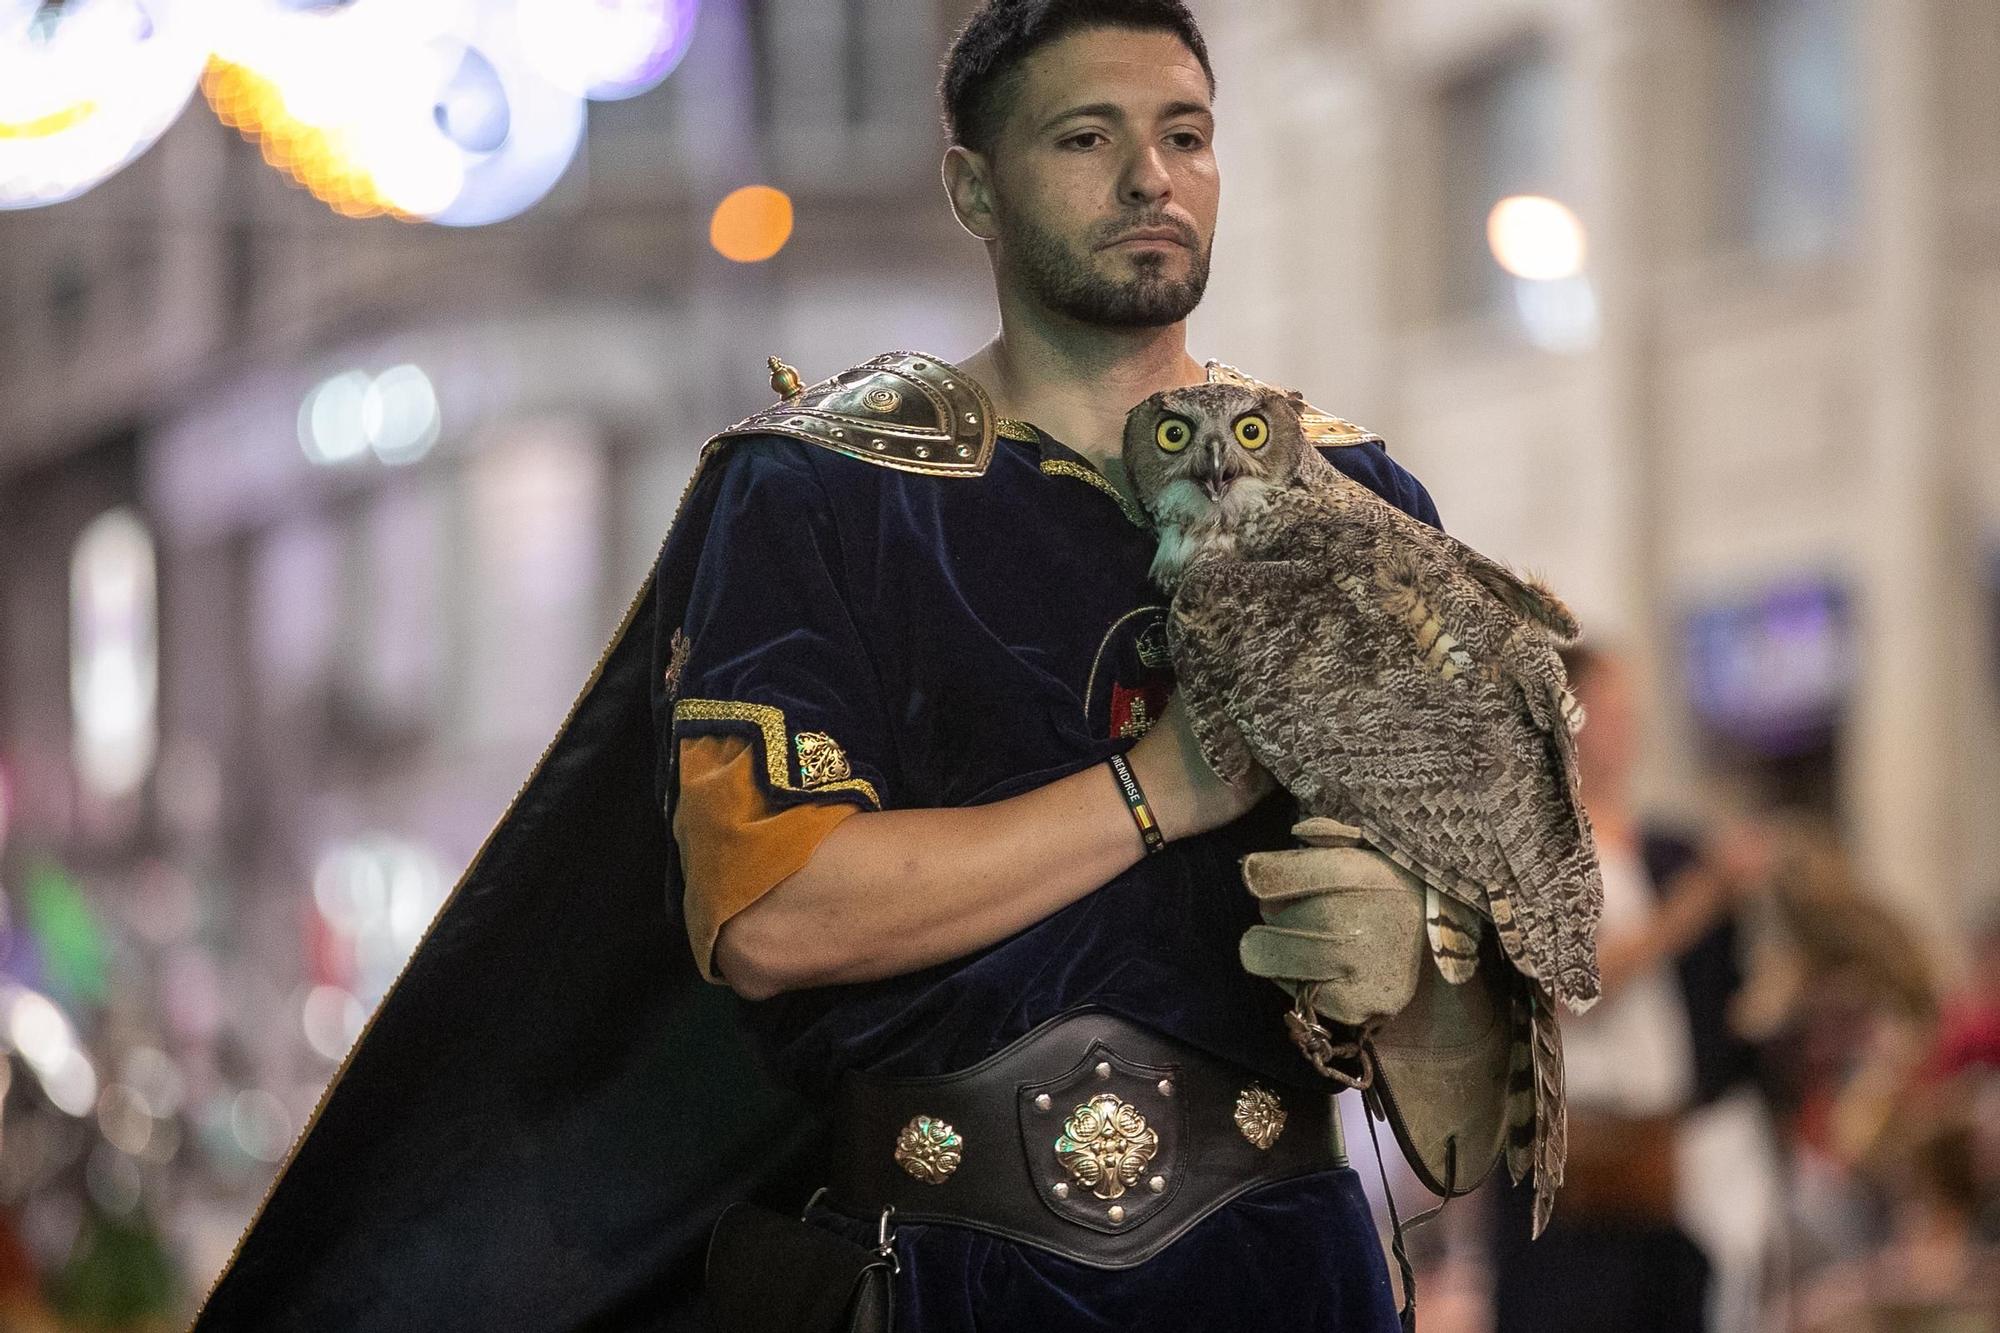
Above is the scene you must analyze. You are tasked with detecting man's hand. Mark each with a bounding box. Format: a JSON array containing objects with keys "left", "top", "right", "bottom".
[
  {"left": 1237, "top": 823, "right": 1427, "bottom": 1029},
  {"left": 1124, "top": 693, "right": 1275, "bottom": 842}
]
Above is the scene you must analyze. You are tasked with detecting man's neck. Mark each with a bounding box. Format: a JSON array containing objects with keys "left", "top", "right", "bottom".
[{"left": 955, "top": 293, "right": 1207, "bottom": 468}]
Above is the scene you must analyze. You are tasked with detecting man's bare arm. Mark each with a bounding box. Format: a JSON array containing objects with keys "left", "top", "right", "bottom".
[{"left": 715, "top": 696, "right": 1265, "bottom": 999}]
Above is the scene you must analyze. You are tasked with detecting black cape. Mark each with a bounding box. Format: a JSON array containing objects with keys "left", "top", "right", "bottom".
[{"left": 192, "top": 439, "right": 815, "bottom": 1332}]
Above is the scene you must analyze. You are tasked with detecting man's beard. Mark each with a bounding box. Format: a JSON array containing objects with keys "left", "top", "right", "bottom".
[{"left": 1004, "top": 211, "right": 1211, "bottom": 329}]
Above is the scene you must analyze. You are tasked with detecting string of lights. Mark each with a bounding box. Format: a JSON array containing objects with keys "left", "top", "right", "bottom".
[{"left": 1, "top": 0, "right": 700, "bottom": 226}]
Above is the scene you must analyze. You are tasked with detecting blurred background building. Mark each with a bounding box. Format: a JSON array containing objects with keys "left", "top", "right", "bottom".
[{"left": 0, "top": 0, "right": 1994, "bottom": 1328}]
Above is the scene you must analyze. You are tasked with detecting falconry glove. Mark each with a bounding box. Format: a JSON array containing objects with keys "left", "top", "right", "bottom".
[{"left": 1240, "top": 818, "right": 1514, "bottom": 1202}]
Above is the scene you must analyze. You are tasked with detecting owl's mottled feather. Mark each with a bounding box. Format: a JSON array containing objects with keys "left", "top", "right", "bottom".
[{"left": 1123, "top": 382, "right": 1603, "bottom": 1231}]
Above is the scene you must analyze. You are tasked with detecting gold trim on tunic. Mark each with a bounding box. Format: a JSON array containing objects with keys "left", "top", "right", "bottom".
[
  {"left": 1038, "top": 459, "right": 1149, "bottom": 529},
  {"left": 673, "top": 698, "right": 881, "bottom": 808}
]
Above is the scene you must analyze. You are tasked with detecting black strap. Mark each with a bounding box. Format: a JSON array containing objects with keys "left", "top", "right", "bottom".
[{"left": 1362, "top": 1087, "right": 1457, "bottom": 1333}]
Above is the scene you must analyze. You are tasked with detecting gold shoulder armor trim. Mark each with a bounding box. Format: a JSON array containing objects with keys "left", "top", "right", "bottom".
[
  {"left": 706, "top": 350, "right": 996, "bottom": 477},
  {"left": 1203, "top": 359, "right": 1385, "bottom": 451}
]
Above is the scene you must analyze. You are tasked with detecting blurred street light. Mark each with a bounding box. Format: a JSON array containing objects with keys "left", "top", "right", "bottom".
[
  {"left": 1486, "top": 193, "right": 1588, "bottom": 282},
  {"left": 515, "top": 0, "right": 699, "bottom": 100},
  {"left": 710, "top": 184, "right": 793, "bottom": 263},
  {"left": 0, "top": 0, "right": 213, "bottom": 209}
]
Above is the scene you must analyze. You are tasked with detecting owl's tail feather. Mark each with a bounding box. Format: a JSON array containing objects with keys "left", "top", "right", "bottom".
[
  {"left": 1426, "top": 886, "right": 1483, "bottom": 983},
  {"left": 1529, "top": 985, "right": 1567, "bottom": 1238},
  {"left": 1504, "top": 985, "right": 1536, "bottom": 1187}
]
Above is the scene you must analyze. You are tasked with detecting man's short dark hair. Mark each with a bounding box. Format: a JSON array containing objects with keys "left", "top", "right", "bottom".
[{"left": 939, "top": 0, "right": 1215, "bottom": 156}]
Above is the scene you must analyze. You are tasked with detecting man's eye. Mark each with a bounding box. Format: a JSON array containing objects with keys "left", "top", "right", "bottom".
[
  {"left": 1168, "top": 132, "right": 1206, "bottom": 150},
  {"left": 1060, "top": 132, "right": 1107, "bottom": 150}
]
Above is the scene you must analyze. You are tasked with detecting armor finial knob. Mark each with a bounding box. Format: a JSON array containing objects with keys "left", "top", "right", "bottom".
[{"left": 768, "top": 356, "right": 803, "bottom": 400}]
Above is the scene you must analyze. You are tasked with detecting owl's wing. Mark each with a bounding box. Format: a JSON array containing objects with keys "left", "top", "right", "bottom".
[
  {"left": 1284, "top": 484, "right": 1601, "bottom": 1008},
  {"left": 1172, "top": 536, "right": 1599, "bottom": 1010},
  {"left": 1171, "top": 553, "right": 1512, "bottom": 905},
  {"left": 1433, "top": 530, "right": 1580, "bottom": 645}
]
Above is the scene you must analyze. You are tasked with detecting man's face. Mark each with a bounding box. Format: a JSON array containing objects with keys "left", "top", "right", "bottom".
[{"left": 980, "top": 26, "right": 1219, "bottom": 329}]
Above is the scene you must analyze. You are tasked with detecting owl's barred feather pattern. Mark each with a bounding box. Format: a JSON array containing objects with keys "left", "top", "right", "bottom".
[
  {"left": 1123, "top": 383, "right": 1603, "bottom": 1233},
  {"left": 1425, "top": 886, "right": 1483, "bottom": 984}
]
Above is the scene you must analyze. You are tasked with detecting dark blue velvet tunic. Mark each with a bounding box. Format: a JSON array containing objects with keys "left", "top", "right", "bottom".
[{"left": 668, "top": 417, "right": 1441, "bottom": 1332}]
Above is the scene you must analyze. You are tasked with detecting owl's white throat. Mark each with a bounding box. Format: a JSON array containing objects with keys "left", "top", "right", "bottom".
[{"left": 1148, "top": 475, "right": 1272, "bottom": 589}]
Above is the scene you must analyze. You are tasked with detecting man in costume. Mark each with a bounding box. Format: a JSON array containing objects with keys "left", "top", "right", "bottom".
[{"left": 192, "top": 2, "right": 1444, "bottom": 1329}]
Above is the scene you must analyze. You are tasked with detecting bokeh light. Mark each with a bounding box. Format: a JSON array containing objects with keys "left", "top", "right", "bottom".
[
  {"left": 423, "top": 2, "right": 585, "bottom": 227},
  {"left": 300, "top": 369, "right": 374, "bottom": 465},
  {"left": 3, "top": 984, "right": 100, "bottom": 1117},
  {"left": 311, "top": 836, "right": 447, "bottom": 1003},
  {"left": 709, "top": 184, "right": 793, "bottom": 263},
  {"left": 69, "top": 509, "right": 159, "bottom": 801},
  {"left": 515, "top": 0, "right": 700, "bottom": 100},
  {"left": 0, "top": 0, "right": 214, "bottom": 209},
  {"left": 85, "top": 1142, "right": 144, "bottom": 1215},
  {"left": 228, "top": 1088, "right": 293, "bottom": 1163},
  {"left": 10, "top": 0, "right": 691, "bottom": 221},
  {"left": 205, "top": 0, "right": 584, "bottom": 226},
  {"left": 1486, "top": 194, "right": 1588, "bottom": 282},
  {"left": 301, "top": 984, "right": 367, "bottom": 1061},
  {"left": 1512, "top": 274, "right": 1601, "bottom": 354},
  {"left": 361, "top": 363, "right": 442, "bottom": 464},
  {"left": 303, "top": 363, "right": 448, "bottom": 469},
  {"left": 204, "top": 0, "right": 475, "bottom": 221}
]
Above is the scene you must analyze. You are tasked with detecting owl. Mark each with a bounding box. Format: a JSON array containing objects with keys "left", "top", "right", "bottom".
[{"left": 1122, "top": 382, "right": 1604, "bottom": 1233}]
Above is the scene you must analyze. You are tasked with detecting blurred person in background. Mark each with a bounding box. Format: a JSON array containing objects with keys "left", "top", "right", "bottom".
[
  {"left": 1925, "top": 910, "right": 2000, "bottom": 1085},
  {"left": 1786, "top": 891, "right": 1990, "bottom": 1329},
  {"left": 1490, "top": 644, "right": 1784, "bottom": 1333}
]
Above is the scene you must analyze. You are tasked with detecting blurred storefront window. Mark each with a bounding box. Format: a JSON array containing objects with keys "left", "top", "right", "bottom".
[
  {"left": 1715, "top": 0, "right": 1858, "bottom": 261},
  {"left": 1685, "top": 576, "right": 1851, "bottom": 811}
]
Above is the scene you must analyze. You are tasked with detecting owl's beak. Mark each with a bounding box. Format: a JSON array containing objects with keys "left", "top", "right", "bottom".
[{"left": 1198, "top": 439, "right": 1240, "bottom": 500}]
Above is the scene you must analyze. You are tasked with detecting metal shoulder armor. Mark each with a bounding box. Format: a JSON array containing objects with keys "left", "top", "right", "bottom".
[
  {"left": 706, "top": 351, "right": 998, "bottom": 477},
  {"left": 1203, "top": 359, "right": 1385, "bottom": 450}
]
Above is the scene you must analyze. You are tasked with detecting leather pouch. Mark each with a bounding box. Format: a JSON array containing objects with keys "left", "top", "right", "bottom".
[{"left": 704, "top": 1200, "right": 894, "bottom": 1333}]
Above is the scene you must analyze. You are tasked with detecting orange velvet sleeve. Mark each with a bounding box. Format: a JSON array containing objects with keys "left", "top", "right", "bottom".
[{"left": 673, "top": 733, "right": 864, "bottom": 984}]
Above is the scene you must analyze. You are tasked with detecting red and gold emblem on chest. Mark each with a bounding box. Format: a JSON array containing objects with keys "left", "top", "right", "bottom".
[
  {"left": 1110, "top": 682, "right": 1173, "bottom": 740},
  {"left": 1090, "top": 607, "right": 1176, "bottom": 740}
]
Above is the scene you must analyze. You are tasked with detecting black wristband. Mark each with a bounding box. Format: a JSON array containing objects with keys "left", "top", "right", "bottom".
[{"left": 1106, "top": 753, "right": 1166, "bottom": 856}]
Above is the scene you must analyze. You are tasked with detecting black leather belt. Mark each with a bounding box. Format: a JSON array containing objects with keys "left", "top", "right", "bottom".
[{"left": 826, "top": 1009, "right": 1345, "bottom": 1268}]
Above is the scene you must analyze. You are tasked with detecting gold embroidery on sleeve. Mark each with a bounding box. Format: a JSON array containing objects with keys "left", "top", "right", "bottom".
[
  {"left": 793, "top": 731, "right": 853, "bottom": 788},
  {"left": 673, "top": 699, "right": 881, "bottom": 807},
  {"left": 662, "top": 628, "right": 691, "bottom": 700}
]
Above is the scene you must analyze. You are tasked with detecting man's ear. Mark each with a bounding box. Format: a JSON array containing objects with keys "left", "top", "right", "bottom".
[{"left": 942, "top": 145, "right": 998, "bottom": 243}]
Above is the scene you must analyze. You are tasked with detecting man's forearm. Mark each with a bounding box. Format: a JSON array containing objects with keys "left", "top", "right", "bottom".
[{"left": 714, "top": 761, "right": 1146, "bottom": 998}]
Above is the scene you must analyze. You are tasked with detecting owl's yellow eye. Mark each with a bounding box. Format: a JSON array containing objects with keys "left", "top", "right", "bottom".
[
  {"left": 1155, "top": 416, "right": 1193, "bottom": 452},
  {"left": 1234, "top": 414, "right": 1270, "bottom": 449}
]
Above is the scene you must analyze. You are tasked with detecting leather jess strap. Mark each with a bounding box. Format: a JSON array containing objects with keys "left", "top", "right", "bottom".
[{"left": 826, "top": 1009, "right": 1345, "bottom": 1269}]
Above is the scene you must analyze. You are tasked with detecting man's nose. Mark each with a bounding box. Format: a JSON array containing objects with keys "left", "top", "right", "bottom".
[{"left": 1119, "top": 144, "right": 1172, "bottom": 206}]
